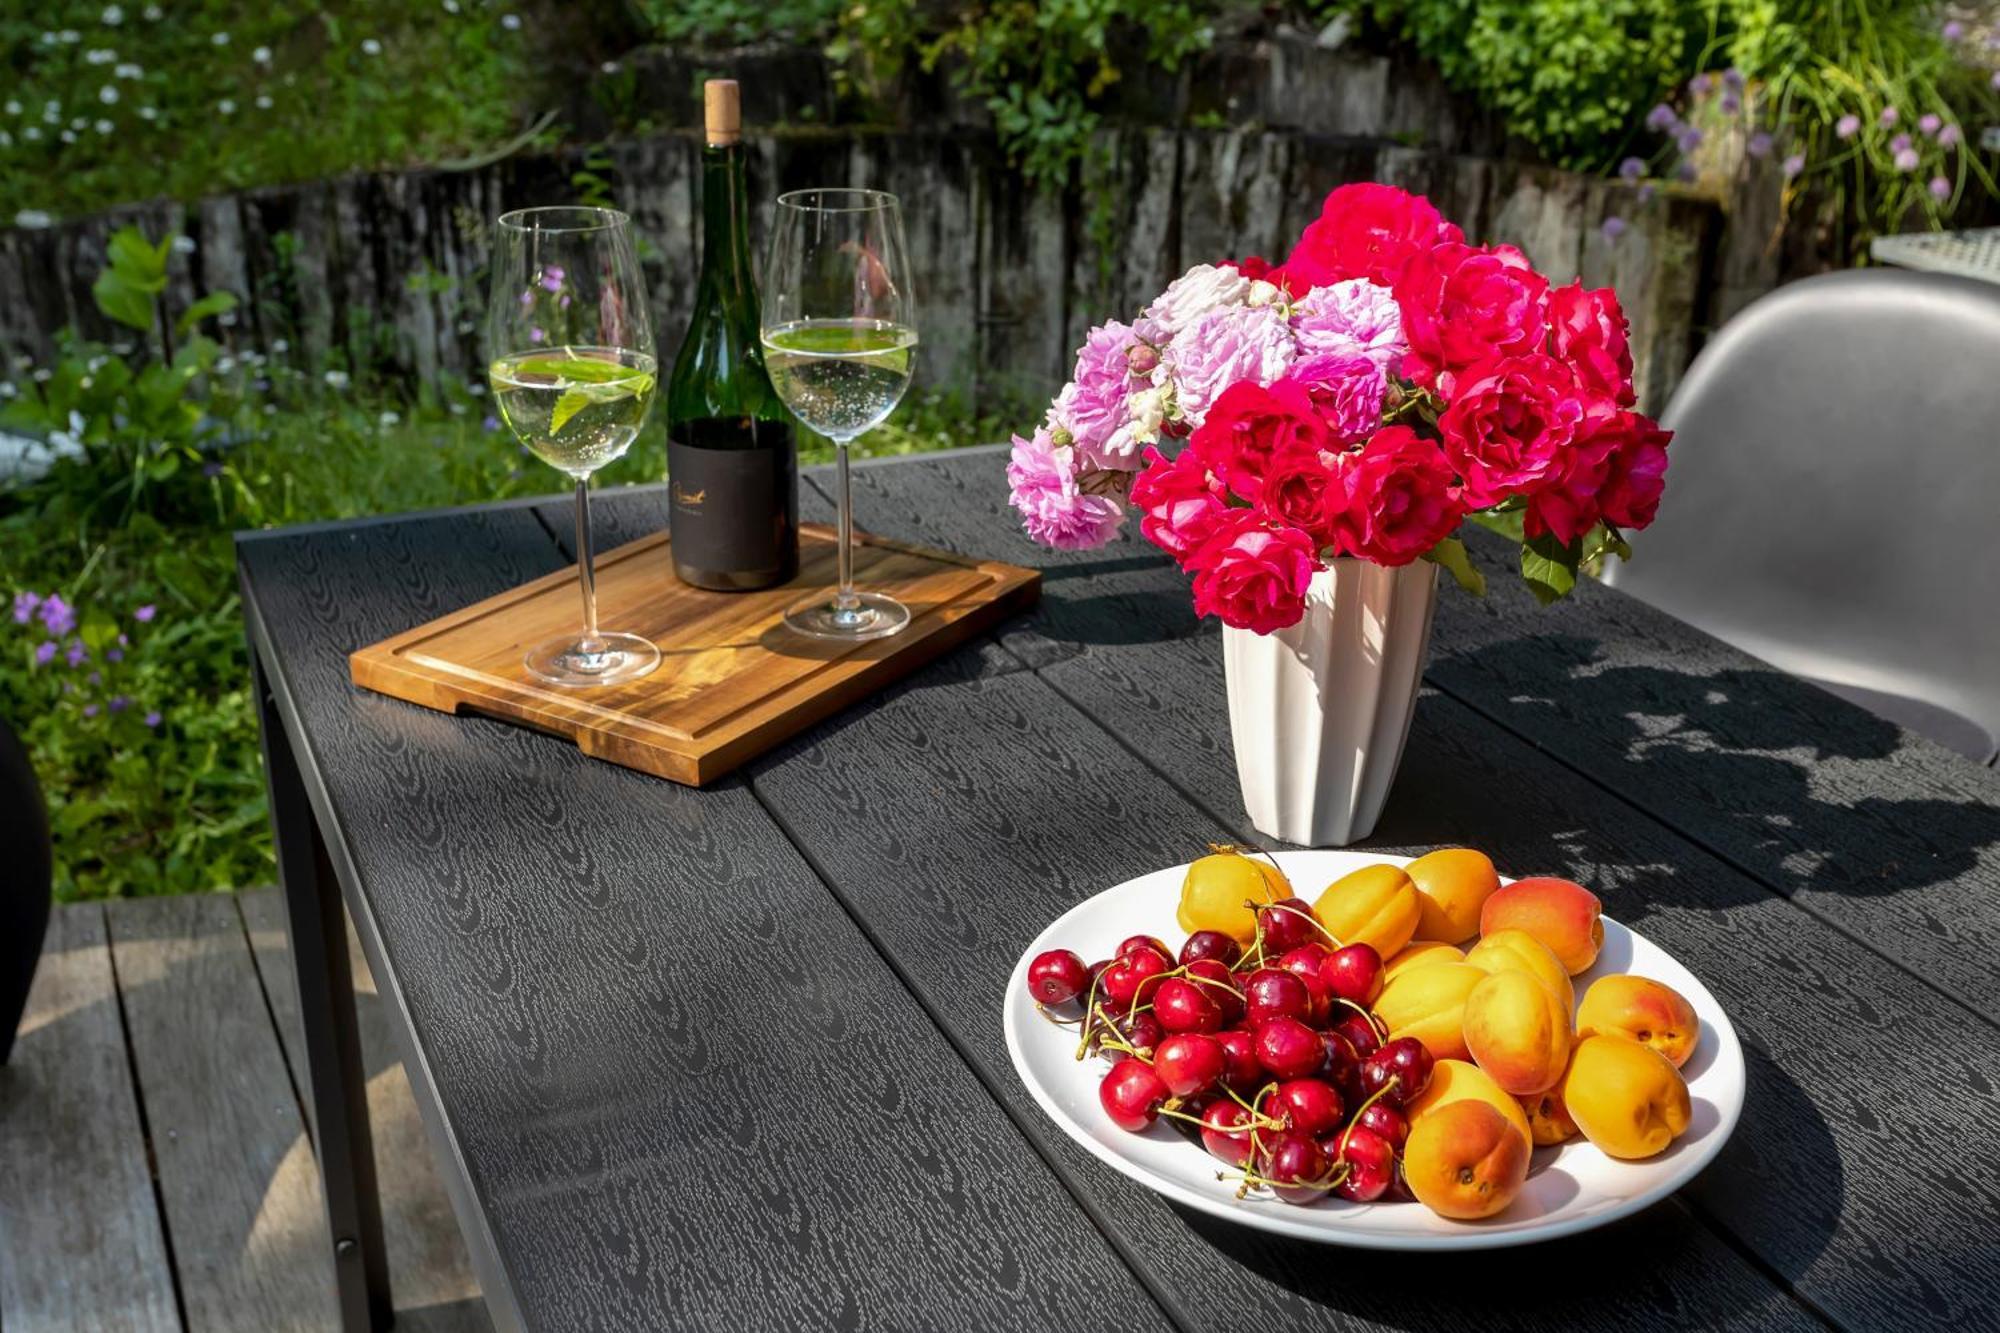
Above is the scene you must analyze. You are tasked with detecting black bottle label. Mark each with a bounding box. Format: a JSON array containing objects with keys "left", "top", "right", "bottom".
[{"left": 667, "top": 417, "right": 799, "bottom": 591}]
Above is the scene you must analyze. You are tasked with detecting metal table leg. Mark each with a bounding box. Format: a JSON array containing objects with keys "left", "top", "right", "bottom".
[{"left": 253, "top": 648, "right": 393, "bottom": 1332}]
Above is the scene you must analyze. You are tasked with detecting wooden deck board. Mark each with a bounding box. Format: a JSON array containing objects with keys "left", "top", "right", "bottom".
[
  {"left": 0, "top": 904, "right": 181, "bottom": 1333},
  {"left": 239, "top": 888, "right": 490, "bottom": 1333}
]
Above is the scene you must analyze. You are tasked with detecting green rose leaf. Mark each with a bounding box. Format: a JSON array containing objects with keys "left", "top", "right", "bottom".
[
  {"left": 1520, "top": 530, "right": 1582, "bottom": 605},
  {"left": 1425, "top": 535, "right": 1487, "bottom": 596}
]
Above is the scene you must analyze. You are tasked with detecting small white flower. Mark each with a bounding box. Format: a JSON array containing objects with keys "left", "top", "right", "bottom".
[
  {"left": 467, "top": 382, "right": 486, "bottom": 397},
  {"left": 171, "top": 235, "right": 195, "bottom": 254},
  {"left": 0, "top": 383, "right": 14, "bottom": 399},
  {"left": 210, "top": 31, "right": 230, "bottom": 46},
  {"left": 601, "top": 61, "right": 618, "bottom": 74},
  {"left": 217, "top": 98, "right": 236, "bottom": 115},
  {"left": 443, "top": 0, "right": 459, "bottom": 12},
  {"left": 218, "top": 310, "right": 237, "bottom": 327},
  {"left": 448, "top": 401, "right": 466, "bottom": 415},
  {"left": 254, "top": 94, "right": 272, "bottom": 109},
  {"left": 501, "top": 13, "right": 520, "bottom": 29},
  {"left": 94, "top": 118, "right": 113, "bottom": 134},
  {"left": 323, "top": 369, "right": 350, "bottom": 389},
  {"left": 42, "top": 105, "right": 60, "bottom": 123},
  {"left": 378, "top": 410, "right": 401, "bottom": 426},
  {"left": 22, "top": 127, "right": 39, "bottom": 141},
  {"left": 70, "top": 117, "right": 86, "bottom": 129},
  {"left": 59, "top": 130, "right": 77, "bottom": 143},
  {"left": 251, "top": 45, "right": 271, "bottom": 63},
  {"left": 102, "top": 4, "right": 123, "bottom": 24},
  {"left": 215, "top": 355, "right": 237, "bottom": 373},
  {"left": 361, "top": 37, "right": 382, "bottom": 55},
  {"left": 1245, "top": 279, "right": 1280, "bottom": 307},
  {"left": 116, "top": 62, "right": 142, "bottom": 78},
  {"left": 99, "top": 85, "right": 119, "bottom": 104},
  {"left": 59, "top": 29, "right": 81, "bottom": 43},
  {"left": 263, "top": 402, "right": 276, "bottom": 415},
  {"left": 137, "top": 106, "right": 157, "bottom": 120},
  {"left": 3, "top": 100, "right": 18, "bottom": 115},
  {"left": 85, "top": 47, "right": 116, "bottom": 64},
  {"left": 271, "top": 338, "right": 289, "bottom": 353},
  {"left": 0, "top": 131, "right": 10, "bottom": 148},
  {"left": 33, "top": 368, "right": 53, "bottom": 382},
  {"left": 68, "top": 410, "right": 85, "bottom": 434},
  {"left": 38, "top": 31, "right": 55, "bottom": 45},
  {"left": 50, "top": 430, "right": 76, "bottom": 450},
  {"left": 142, "top": 3, "right": 161, "bottom": 18}
]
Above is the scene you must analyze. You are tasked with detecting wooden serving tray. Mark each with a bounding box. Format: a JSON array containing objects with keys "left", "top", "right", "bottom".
[{"left": 350, "top": 523, "right": 1040, "bottom": 785}]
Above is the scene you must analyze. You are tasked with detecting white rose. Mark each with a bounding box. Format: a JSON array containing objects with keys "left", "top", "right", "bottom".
[{"left": 1139, "top": 264, "right": 1251, "bottom": 340}]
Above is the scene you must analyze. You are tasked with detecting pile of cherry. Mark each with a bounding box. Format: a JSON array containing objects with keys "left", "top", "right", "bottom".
[{"left": 1026, "top": 898, "right": 1433, "bottom": 1205}]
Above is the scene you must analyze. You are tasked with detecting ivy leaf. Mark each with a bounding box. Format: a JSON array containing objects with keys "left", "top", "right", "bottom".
[
  {"left": 1520, "top": 530, "right": 1582, "bottom": 606},
  {"left": 1424, "top": 536, "right": 1487, "bottom": 596}
]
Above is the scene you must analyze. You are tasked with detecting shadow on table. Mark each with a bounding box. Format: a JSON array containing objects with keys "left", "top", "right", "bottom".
[{"left": 1421, "top": 634, "right": 2000, "bottom": 906}]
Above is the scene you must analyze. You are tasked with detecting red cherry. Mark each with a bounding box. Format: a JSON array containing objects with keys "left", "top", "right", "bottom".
[
  {"left": 1095, "top": 1010, "right": 1164, "bottom": 1063},
  {"left": 1277, "top": 945, "right": 1333, "bottom": 1023},
  {"left": 1252, "top": 1017, "right": 1325, "bottom": 1080},
  {"left": 1178, "top": 930, "right": 1242, "bottom": 967},
  {"left": 1215, "top": 1028, "right": 1263, "bottom": 1091},
  {"left": 1259, "top": 1132, "right": 1333, "bottom": 1204},
  {"left": 1181, "top": 959, "right": 1245, "bottom": 1025},
  {"left": 1262, "top": 1078, "right": 1346, "bottom": 1138},
  {"left": 1332, "top": 1011, "right": 1382, "bottom": 1059},
  {"left": 1242, "top": 967, "right": 1311, "bottom": 1026},
  {"left": 1152, "top": 977, "right": 1223, "bottom": 1034},
  {"left": 1026, "top": 948, "right": 1089, "bottom": 1005},
  {"left": 1257, "top": 901, "right": 1322, "bottom": 954},
  {"left": 1101, "top": 949, "right": 1169, "bottom": 1010},
  {"left": 1199, "top": 1100, "right": 1259, "bottom": 1168},
  {"left": 1319, "top": 943, "right": 1384, "bottom": 1007},
  {"left": 1360, "top": 1037, "right": 1435, "bottom": 1106},
  {"left": 1116, "top": 934, "right": 1172, "bottom": 963},
  {"left": 1318, "top": 1028, "right": 1364, "bottom": 1107},
  {"left": 1099, "top": 1057, "right": 1169, "bottom": 1132},
  {"left": 1153, "top": 1032, "right": 1226, "bottom": 1097},
  {"left": 1333, "top": 1125, "right": 1398, "bottom": 1202},
  {"left": 1355, "top": 1100, "right": 1409, "bottom": 1151}
]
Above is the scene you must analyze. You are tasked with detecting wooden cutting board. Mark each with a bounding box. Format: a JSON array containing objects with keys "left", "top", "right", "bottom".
[{"left": 350, "top": 522, "right": 1040, "bottom": 785}]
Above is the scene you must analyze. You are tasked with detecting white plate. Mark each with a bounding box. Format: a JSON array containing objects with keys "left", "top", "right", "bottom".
[{"left": 1002, "top": 849, "right": 1744, "bottom": 1250}]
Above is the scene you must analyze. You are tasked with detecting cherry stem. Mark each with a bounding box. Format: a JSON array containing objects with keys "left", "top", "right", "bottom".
[
  {"left": 1073, "top": 966, "right": 1110, "bottom": 1061},
  {"left": 1033, "top": 1003, "right": 1083, "bottom": 1028},
  {"left": 1331, "top": 996, "right": 1387, "bottom": 1039},
  {"left": 1336, "top": 1079, "right": 1400, "bottom": 1159}
]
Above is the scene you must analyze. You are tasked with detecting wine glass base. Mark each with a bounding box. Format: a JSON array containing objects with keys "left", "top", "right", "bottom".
[
  {"left": 523, "top": 631, "right": 660, "bottom": 688},
  {"left": 783, "top": 591, "right": 911, "bottom": 642}
]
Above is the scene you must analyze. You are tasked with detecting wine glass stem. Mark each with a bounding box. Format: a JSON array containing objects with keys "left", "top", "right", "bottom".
[
  {"left": 834, "top": 440, "right": 859, "bottom": 614},
  {"left": 573, "top": 476, "right": 604, "bottom": 654}
]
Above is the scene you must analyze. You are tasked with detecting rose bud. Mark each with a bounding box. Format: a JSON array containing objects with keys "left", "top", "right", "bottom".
[{"left": 1126, "top": 342, "right": 1161, "bottom": 376}]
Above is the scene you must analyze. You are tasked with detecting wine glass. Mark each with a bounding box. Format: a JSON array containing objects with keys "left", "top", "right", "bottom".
[
  {"left": 760, "top": 188, "right": 919, "bottom": 641},
  {"left": 486, "top": 206, "right": 661, "bottom": 687}
]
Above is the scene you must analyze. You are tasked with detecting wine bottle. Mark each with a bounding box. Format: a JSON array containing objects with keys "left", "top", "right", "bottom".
[{"left": 664, "top": 79, "right": 799, "bottom": 590}]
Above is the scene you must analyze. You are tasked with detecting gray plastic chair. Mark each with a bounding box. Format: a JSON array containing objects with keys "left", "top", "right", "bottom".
[{"left": 1604, "top": 267, "right": 2000, "bottom": 764}]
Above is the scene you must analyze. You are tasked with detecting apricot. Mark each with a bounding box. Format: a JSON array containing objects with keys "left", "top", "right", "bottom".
[
  {"left": 1403, "top": 1100, "right": 1531, "bottom": 1220},
  {"left": 1577, "top": 974, "right": 1701, "bottom": 1068},
  {"left": 1404, "top": 1058, "right": 1532, "bottom": 1145},
  {"left": 1479, "top": 876, "right": 1604, "bottom": 975},
  {"left": 1520, "top": 1081, "right": 1581, "bottom": 1146},
  {"left": 1177, "top": 850, "right": 1292, "bottom": 945},
  {"left": 1312, "top": 864, "right": 1420, "bottom": 959},
  {"left": 1383, "top": 941, "right": 1464, "bottom": 982},
  {"left": 1462, "top": 971, "right": 1572, "bottom": 1097},
  {"left": 1371, "top": 962, "right": 1483, "bottom": 1063},
  {"left": 1464, "top": 929, "right": 1574, "bottom": 1018},
  {"left": 1562, "top": 1035, "right": 1691, "bottom": 1160},
  {"left": 1406, "top": 848, "right": 1501, "bottom": 944}
]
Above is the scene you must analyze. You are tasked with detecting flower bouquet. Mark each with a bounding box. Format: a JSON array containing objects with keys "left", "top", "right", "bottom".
[{"left": 1007, "top": 184, "right": 1672, "bottom": 843}]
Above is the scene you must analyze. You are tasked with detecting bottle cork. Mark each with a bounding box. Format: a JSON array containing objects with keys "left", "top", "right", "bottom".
[{"left": 704, "top": 79, "right": 741, "bottom": 147}]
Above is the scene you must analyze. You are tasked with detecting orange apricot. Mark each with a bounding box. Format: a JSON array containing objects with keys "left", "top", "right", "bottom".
[
  {"left": 1479, "top": 876, "right": 1604, "bottom": 975},
  {"left": 1406, "top": 848, "right": 1501, "bottom": 944},
  {"left": 1403, "top": 1100, "right": 1531, "bottom": 1220}
]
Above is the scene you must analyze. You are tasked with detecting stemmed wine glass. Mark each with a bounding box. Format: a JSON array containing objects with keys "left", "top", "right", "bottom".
[
  {"left": 760, "top": 189, "right": 919, "bottom": 641},
  {"left": 486, "top": 206, "right": 661, "bottom": 687}
]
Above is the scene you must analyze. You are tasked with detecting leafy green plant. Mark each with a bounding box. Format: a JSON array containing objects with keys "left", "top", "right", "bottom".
[{"left": 636, "top": 0, "right": 846, "bottom": 46}]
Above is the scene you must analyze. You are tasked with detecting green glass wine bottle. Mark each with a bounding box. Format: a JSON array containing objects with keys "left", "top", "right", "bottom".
[{"left": 664, "top": 79, "right": 798, "bottom": 590}]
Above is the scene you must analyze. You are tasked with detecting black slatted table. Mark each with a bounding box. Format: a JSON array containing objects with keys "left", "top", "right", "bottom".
[{"left": 237, "top": 445, "right": 2000, "bottom": 1333}]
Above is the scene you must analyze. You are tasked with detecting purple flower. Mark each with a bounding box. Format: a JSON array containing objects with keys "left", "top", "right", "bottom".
[
  {"left": 1283, "top": 352, "right": 1388, "bottom": 445},
  {"left": 482, "top": 414, "right": 501, "bottom": 432},
  {"left": 133, "top": 603, "right": 155, "bottom": 622},
  {"left": 1940, "top": 123, "right": 1963, "bottom": 148},
  {"left": 1676, "top": 125, "right": 1704, "bottom": 154},
  {"left": 108, "top": 694, "right": 130, "bottom": 712},
  {"left": 1896, "top": 147, "right": 1921, "bottom": 171},
  {"left": 33, "top": 641, "right": 56, "bottom": 666},
  {"left": 518, "top": 288, "right": 535, "bottom": 308},
  {"left": 1783, "top": 153, "right": 1806, "bottom": 179},
  {"left": 1618, "top": 156, "right": 1646, "bottom": 182},
  {"left": 1049, "top": 321, "right": 1139, "bottom": 466},
  {"left": 82, "top": 703, "right": 98, "bottom": 718},
  {"left": 143, "top": 710, "right": 161, "bottom": 728},
  {"left": 202, "top": 460, "right": 223, "bottom": 478},
  {"left": 1601, "top": 215, "right": 1628, "bottom": 242},
  {"left": 1747, "top": 131, "right": 1774, "bottom": 159},
  {"left": 1880, "top": 106, "right": 1900, "bottom": 128},
  {"left": 86, "top": 670, "right": 100, "bottom": 686},
  {"left": 1675, "top": 161, "right": 1698, "bottom": 183},
  {"left": 1645, "top": 103, "right": 1678, "bottom": 133},
  {"left": 106, "top": 646, "right": 124, "bottom": 662},
  {"left": 1836, "top": 114, "right": 1862, "bottom": 139},
  {"left": 528, "top": 325, "right": 544, "bottom": 344},
  {"left": 1920, "top": 113, "right": 1943, "bottom": 136},
  {"left": 1161, "top": 303, "right": 1296, "bottom": 429},
  {"left": 1930, "top": 175, "right": 1953, "bottom": 201},
  {"left": 1890, "top": 133, "right": 1913, "bottom": 154},
  {"left": 1722, "top": 67, "right": 1744, "bottom": 91},
  {"left": 12, "top": 591, "right": 40, "bottom": 623},
  {"left": 1636, "top": 182, "right": 1657, "bottom": 204},
  {"left": 1944, "top": 19, "right": 1966, "bottom": 41},
  {"left": 1006, "top": 429, "right": 1123, "bottom": 551},
  {"left": 1689, "top": 72, "right": 1714, "bottom": 97},
  {"left": 539, "top": 265, "right": 565, "bottom": 292},
  {"left": 1290, "top": 278, "right": 1404, "bottom": 376},
  {"left": 65, "top": 640, "right": 87, "bottom": 667},
  {"left": 1719, "top": 93, "right": 1741, "bottom": 116},
  {"left": 38, "top": 594, "right": 75, "bottom": 636}
]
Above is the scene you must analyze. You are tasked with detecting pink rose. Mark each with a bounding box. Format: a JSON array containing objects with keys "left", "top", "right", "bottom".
[
  {"left": 1396, "top": 243, "right": 1549, "bottom": 394},
  {"left": 1161, "top": 302, "right": 1296, "bottom": 428},
  {"left": 1285, "top": 184, "right": 1464, "bottom": 289},
  {"left": 1006, "top": 430, "right": 1126, "bottom": 550},
  {"left": 1129, "top": 445, "right": 1231, "bottom": 560},
  {"left": 1050, "top": 320, "right": 1140, "bottom": 465},
  {"left": 1188, "top": 378, "right": 1330, "bottom": 505},
  {"left": 1594, "top": 411, "right": 1673, "bottom": 530},
  {"left": 1186, "top": 511, "right": 1318, "bottom": 634},
  {"left": 1328, "top": 425, "right": 1465, "bottom": 565},
  {"left": 1546, "top": 281, "right": 1636, "bottom": 407},
  {"left": 1436, "top": 355, "right": 1593, "bottom": 509},
  {"left": 1280, "top": 352, "right": 1387, "bottom": 445}
]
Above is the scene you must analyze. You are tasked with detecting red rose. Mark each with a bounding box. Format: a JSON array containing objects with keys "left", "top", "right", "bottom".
[
  {"left": 1595, "top": 411, "right": 1673, "bottom": 530},
  {"left": 1436, "top": 355, "right": 1594, "bottom": 509},
  {"left": 1522, "top": 430, "right": 1617, "bottom": 545},
  {"left": 1129, "top": 444, "right": 1232, "bottom": 560},
  {"left": 1285, "top": 184, "right": 1464, "bottom": 289},
  {"left": 1186, "top": 511, "right": 1319, "bottom": 634},
  {"left": 1328, "top": 425, "right": 1466, "bottom": 565},
  {"left": 1257, "top": 448, "right": 1341, "bottom": 550},
  {"left": 1547, "top": 281, "right": 1636, "bottom": 407},
  {"left": 1189, "top": 379, "right": 1330, "bottom": 505},
  {"left": 1396, "top": 243, "right": 1549, "bottom": 394}
]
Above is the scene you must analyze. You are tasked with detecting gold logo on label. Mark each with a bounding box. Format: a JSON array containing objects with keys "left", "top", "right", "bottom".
[{"left": 672, "top": 484, "right": 706, "bottom": 507}]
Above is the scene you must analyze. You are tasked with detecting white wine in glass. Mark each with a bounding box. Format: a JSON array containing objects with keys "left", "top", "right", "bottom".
[
  {"left": 760, "top": 189, "right": 919, "bottom": 642},
  {"left": 486, "top": 207, "right": 661, "bottom": 687}
]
